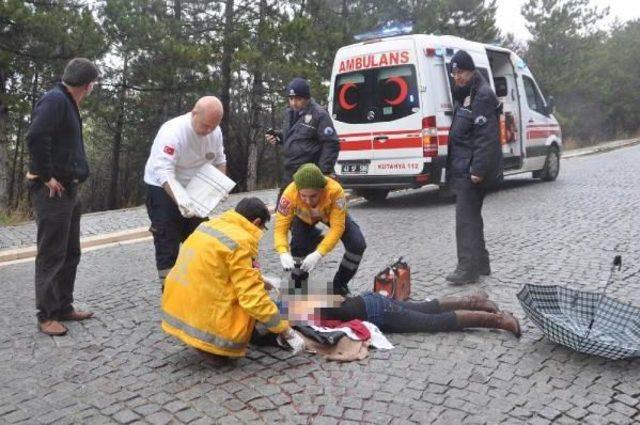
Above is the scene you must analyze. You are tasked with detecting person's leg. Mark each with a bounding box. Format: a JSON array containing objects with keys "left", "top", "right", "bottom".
[
  {"left": 454, "top": 310, "right": 521, "bottom": 337},
  {"left": 32, "top": 182, "right": 73, "bottom": 333},
  {"left": 437, "top": 291, "right": 499, "bottom": 313},
  {"left": 332, "top": 215, "right": 366, "bottom": 295},
  {"left": 473, "top": 187, "right": 490, "bottom": 274},
  {"left": 448, "top": 179, "right": 482, "bottom": 284},
  {"left": 381, "top": 302, "right": 458, "bottom": 333},
  {"left": 182, "top": 216, "right": 206, "bottom": 243},
  {"left": 57, "top": 188, "right": 83, "bottom": 318},
  {"left": 393, "top": 299, "right": 442, "bottom": 314},
  {"left": 146, "top": 185, "right": 184, "bottom": 283},
  {"left": 290, "top": 217, "right": 322, "bottom": 262}
]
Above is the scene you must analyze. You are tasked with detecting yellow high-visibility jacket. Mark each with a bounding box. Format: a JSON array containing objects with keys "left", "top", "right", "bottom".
[
  {"left": 274, "top": 178, "right": 347, "bottom": 256},
  {"left": 161, "top": 210, "right": 288, "bottom": 357}
]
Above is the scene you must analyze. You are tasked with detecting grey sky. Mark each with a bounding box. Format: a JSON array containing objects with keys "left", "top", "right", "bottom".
[{"left": 495, "top": 0, "right": 640, "bottom": 41}]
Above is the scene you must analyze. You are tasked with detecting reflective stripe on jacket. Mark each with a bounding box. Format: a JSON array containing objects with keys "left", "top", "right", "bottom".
[
  {"left": 161, "top": 210, "right": 288, "bottom": 357},
  {"left": 274, "top": 178, "right": 347, "bottom": 256}
]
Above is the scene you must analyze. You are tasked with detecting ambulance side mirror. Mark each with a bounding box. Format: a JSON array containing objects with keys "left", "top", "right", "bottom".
[{"left": 544, "top": 96, "right": 555, "bottom": 115}]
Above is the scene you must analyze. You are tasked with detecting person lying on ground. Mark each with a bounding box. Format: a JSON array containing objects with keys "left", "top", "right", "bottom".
[{"left": 318, "top": 291, "right": 521, "bottom": 337}]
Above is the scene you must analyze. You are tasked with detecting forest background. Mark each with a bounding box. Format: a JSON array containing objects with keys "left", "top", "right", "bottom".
[{"left": 1, "top": 0, "right": 638, "bottom": 220}]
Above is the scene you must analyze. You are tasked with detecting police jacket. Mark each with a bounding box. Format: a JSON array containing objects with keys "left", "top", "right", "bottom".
[
  {"left": 26, "top": 83, "right": 89, "bottom": 184},
  {"left": 161, "top": 210, "right": 289, "bottom": 357},
  {"left": 274, "top": 178, "right": 348, "bottom": 256},
  {"left": 278, "top": 100, "right": 339, "bottom": 176},
  {"left": 447, "top": 72, "right": 503, "bottom": 186}
]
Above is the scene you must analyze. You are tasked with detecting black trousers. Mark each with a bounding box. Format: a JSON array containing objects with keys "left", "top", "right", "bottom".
[
  {"left": 31, "top": 181, "right": 82, "bottom": 322},
  {"left": 452, "top": 178, "right": 489, "bottom": 271},
  {"left": 290, "top": 215, "right": 366, "bottom": 293},
  {"left": 146, "top": 184, "right": 205, "bottom": 279},
  {"left": 380, "top": 299, "right": 458, "bottom": 333}
]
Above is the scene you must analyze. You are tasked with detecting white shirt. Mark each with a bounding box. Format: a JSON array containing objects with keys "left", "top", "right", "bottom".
[{"left": 143, "top": 113, "right": 226, "bottom": 188}]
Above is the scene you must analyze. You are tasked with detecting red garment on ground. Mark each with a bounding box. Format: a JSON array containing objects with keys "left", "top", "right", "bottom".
[{"left": 317, "top": 319, "right": 371, "bottom": 341}]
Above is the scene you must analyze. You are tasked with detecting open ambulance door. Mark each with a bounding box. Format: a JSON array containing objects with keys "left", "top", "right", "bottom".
[{"left": 487, "top": 49, "right": 524, "bottom": 170}]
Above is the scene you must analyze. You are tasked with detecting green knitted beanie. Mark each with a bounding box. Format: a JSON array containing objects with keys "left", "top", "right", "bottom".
[{"left": 293, "top": 164, "right": 327, "bottom": 190}]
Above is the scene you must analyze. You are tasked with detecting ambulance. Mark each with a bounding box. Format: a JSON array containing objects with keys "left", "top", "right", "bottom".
[{"left": 329, "top": 28, "right": 562, "bottom": 202}]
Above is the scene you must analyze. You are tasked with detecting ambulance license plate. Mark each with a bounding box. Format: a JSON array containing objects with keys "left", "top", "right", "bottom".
[{"left": 341, "top": 162, "right": 369, "bottom": 175}]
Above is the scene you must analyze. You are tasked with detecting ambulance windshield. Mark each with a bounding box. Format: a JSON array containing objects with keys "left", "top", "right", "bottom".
[{"left": 333, "top": 65, "right": 419, "bottom": 124}]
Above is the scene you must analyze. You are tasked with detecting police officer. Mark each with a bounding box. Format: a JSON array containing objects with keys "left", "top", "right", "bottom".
[
  {"left": 143, "top": 96, "right": 227, "bottom": 285},
  {"left": 445, "top": 50, "right": 503, "bottom": 285},
  {"left": 265, "top": 78, "right": 340, "bottom": 198}
]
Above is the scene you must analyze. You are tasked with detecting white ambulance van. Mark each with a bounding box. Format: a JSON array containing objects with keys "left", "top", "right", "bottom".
[{"left": 329, "top": 32, "right": 562, "bottom": 202}]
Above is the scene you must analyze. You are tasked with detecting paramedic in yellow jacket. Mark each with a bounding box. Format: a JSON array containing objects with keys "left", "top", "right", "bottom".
[
  {"left": 162, "top": 197, "right": 305, "bottom": 357},
  {"left": 275, "top": 163, "right": 366, "bottom": 296}
]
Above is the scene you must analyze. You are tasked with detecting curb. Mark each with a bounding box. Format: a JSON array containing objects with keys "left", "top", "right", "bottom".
[{"left": 1, "top": 138, "right": 638, "bottom": 265}]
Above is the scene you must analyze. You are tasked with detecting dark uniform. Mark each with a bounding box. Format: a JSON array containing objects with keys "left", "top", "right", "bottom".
[
  {"left": 447, "top": 70, "right": 503, "bottom": 283},
  {"left": 274, "top": 100, "right": 340, "bottom": 188}
]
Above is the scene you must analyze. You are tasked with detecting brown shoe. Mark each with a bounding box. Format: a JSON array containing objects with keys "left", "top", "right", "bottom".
[
  {"left": 38, "top": 320, "right": 68, "bottom": 336},
  {"left": 439, "top": 290, "right": 500, "bottom": 313},
  {"left": 454, "top": 310, "right": 522, "bottom": 338},
  {"left": 59, "top": 310, "right": 94, "bottom": 321}
]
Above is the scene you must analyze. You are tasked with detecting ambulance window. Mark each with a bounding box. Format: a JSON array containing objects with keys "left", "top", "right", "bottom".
[
  {"left": 334, "top": 73, "right": 366, "bottom": 124},
  {"left": 375, "top": 65, "right": 419, "bottom": 121},
  {"left": 523, "top": 76, "right": 544, "bottom": 114},
  {"left": 332, "top": 65, "right": 419, "bottom": 124}
]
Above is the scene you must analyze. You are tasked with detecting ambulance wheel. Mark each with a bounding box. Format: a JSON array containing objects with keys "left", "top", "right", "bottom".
[
  {"left": 536, "top": 145, "right": 560, "bottom": 181},
  {"left": 358, "top": 189, "right": 389, "bottom": 203}
]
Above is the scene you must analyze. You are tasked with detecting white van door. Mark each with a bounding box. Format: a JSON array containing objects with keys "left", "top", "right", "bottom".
[
  {"left": 331, "top": 40, "right": 424, "bottom": 177},
  {"left": 521, "top": 74, "right": 559, "bottom": 166}
]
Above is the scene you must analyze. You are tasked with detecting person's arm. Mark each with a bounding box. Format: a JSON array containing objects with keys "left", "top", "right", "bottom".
[
  {"left": 212, "top": 128, "right": 227, "bottom": 174},
  {"left": 274, "top": 186, "right": 296, "bottom": 254},
  {"left": 26, "top": 94, "right": 64, "bottom": 184},
  {"left": 316, "top": 112, "right": 340, "bottom": 174},
  {"left": 470, "top": 88, "right": 500, "bottom": 182},
  {"left": 229, "top": 246, "right": 289, "bottom": 334},
  {"left": 315, "top": 190, "right": 347, "bottom": 255}
]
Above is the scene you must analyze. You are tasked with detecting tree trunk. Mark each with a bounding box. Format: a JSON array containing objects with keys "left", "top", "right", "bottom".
[
  {"left": 0, "top": 70, "right": 8, "bottom": 209},
  {"left": 108, "top": 57, "right": 128, "bottom": 210},
  {"left": 245, "top": 0, "right": 267, "bottom": 192},
  {"left": 220, "top": 0, "right": 235, "bottom": 179}
]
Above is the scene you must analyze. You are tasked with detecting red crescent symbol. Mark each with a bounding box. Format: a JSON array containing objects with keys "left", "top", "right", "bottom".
[
  {"left": 338, "top": 83, "right": 358, "bottom": 110},
  {"left": 384, "top": 76, "right": 408, "bottom": 106}
]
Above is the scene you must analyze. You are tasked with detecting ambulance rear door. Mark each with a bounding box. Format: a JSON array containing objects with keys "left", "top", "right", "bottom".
[{"left": 331, "top": 38, "right": 425, "bottom": 179}]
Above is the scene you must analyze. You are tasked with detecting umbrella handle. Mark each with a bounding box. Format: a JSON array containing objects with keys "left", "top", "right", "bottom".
[{"left": 588, "top": 255, "right": 622, "bottom": 332}]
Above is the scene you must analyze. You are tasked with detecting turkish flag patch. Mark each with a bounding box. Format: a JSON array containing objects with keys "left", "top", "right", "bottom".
[
  {"left": 277, "top": 197, "right": 292, "bottom": 215},
  {"left": 163, "top": 145, "right": 175, "bottom": 156}
]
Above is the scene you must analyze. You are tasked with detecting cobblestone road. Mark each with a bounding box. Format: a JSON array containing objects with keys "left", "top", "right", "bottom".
[{"left": 1, "top": 146, "right": 639, "bottom": 424}]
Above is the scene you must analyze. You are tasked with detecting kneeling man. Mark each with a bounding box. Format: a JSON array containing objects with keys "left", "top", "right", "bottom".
[{"left": 161, "top": 197, "right": 304, "bottom": 358}]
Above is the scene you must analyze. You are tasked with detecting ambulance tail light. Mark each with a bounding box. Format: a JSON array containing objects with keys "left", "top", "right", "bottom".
[{"left": 421, "top": 115, "right": 438, "bottom": 157}]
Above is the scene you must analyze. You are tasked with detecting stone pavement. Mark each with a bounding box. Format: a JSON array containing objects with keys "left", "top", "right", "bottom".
[{"left": 1, "top": 145, "right": 639, "bottom": 424}]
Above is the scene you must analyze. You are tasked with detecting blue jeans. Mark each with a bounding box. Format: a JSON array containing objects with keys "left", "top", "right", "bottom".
[
  {"left": 290, "top": 215, "right": 366, "bottom": 294},
  {"left": 361, "top": 292, "right": 458, "bottom": 333}
]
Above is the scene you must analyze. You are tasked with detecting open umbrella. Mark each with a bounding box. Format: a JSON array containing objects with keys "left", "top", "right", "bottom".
[{"left": 517, "top": 256, "right": 640, "bottom": 360}]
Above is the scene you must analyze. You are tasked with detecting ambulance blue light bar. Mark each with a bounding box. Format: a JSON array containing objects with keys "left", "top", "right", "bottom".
[{"left": 354, "top": 22, "right": 414, "bottom": 42}]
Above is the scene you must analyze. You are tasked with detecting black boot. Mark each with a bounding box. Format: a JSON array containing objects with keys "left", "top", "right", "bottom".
[
  {"left": 477, "top": 261, "right": 491, "bottom": 276},
  {"left": 446, "top": 267, "right": 479, "bottom": 285}
]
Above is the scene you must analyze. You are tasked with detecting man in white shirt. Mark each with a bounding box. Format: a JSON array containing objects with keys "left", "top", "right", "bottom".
[{"left": 144, "top": 96, "right": 227, "bottom": 286}]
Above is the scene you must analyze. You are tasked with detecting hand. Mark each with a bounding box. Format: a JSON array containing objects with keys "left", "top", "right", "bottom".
[
  {"left": 262, "top": 275, "right": 280, "bottom": 291},
  {"left": 280, "top": 253, "right": 295, "bottom": 271},
  {"left": 471, "top": 174, "right": 484, "bottom": 184},
  {"left": 45, "top": 177, "right": 65, "bottom": 198},
  {"left": 278, "top": 328, "right": 305, "bottom": 355},
  {"left": 167, "top": 178, "right": 198, "bottom": 218},
  {"left": 301, "top": 251, "right": 323, "bottom": 272}
]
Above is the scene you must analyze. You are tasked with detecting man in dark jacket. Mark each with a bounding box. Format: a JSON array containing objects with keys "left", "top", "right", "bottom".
[
  {"left": 445, "top": 50, "right": 503, "bottom": 285},
  {"left": 26, "top": 58, "right": 99, "bottom": 335},
  {"left": 265, "top": 78, "right": 340, "bottom": 198}
]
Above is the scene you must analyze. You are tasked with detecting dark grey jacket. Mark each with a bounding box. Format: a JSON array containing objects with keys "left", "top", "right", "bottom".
[
  {"left": 447, "top": 72, "right": 503, "bottom": 187},
  {"left": 26, "top": 83, "right": 89, "bottom": 183},
  {"left": 277, "top": 99, "right": 339, "bottom": 179}
]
